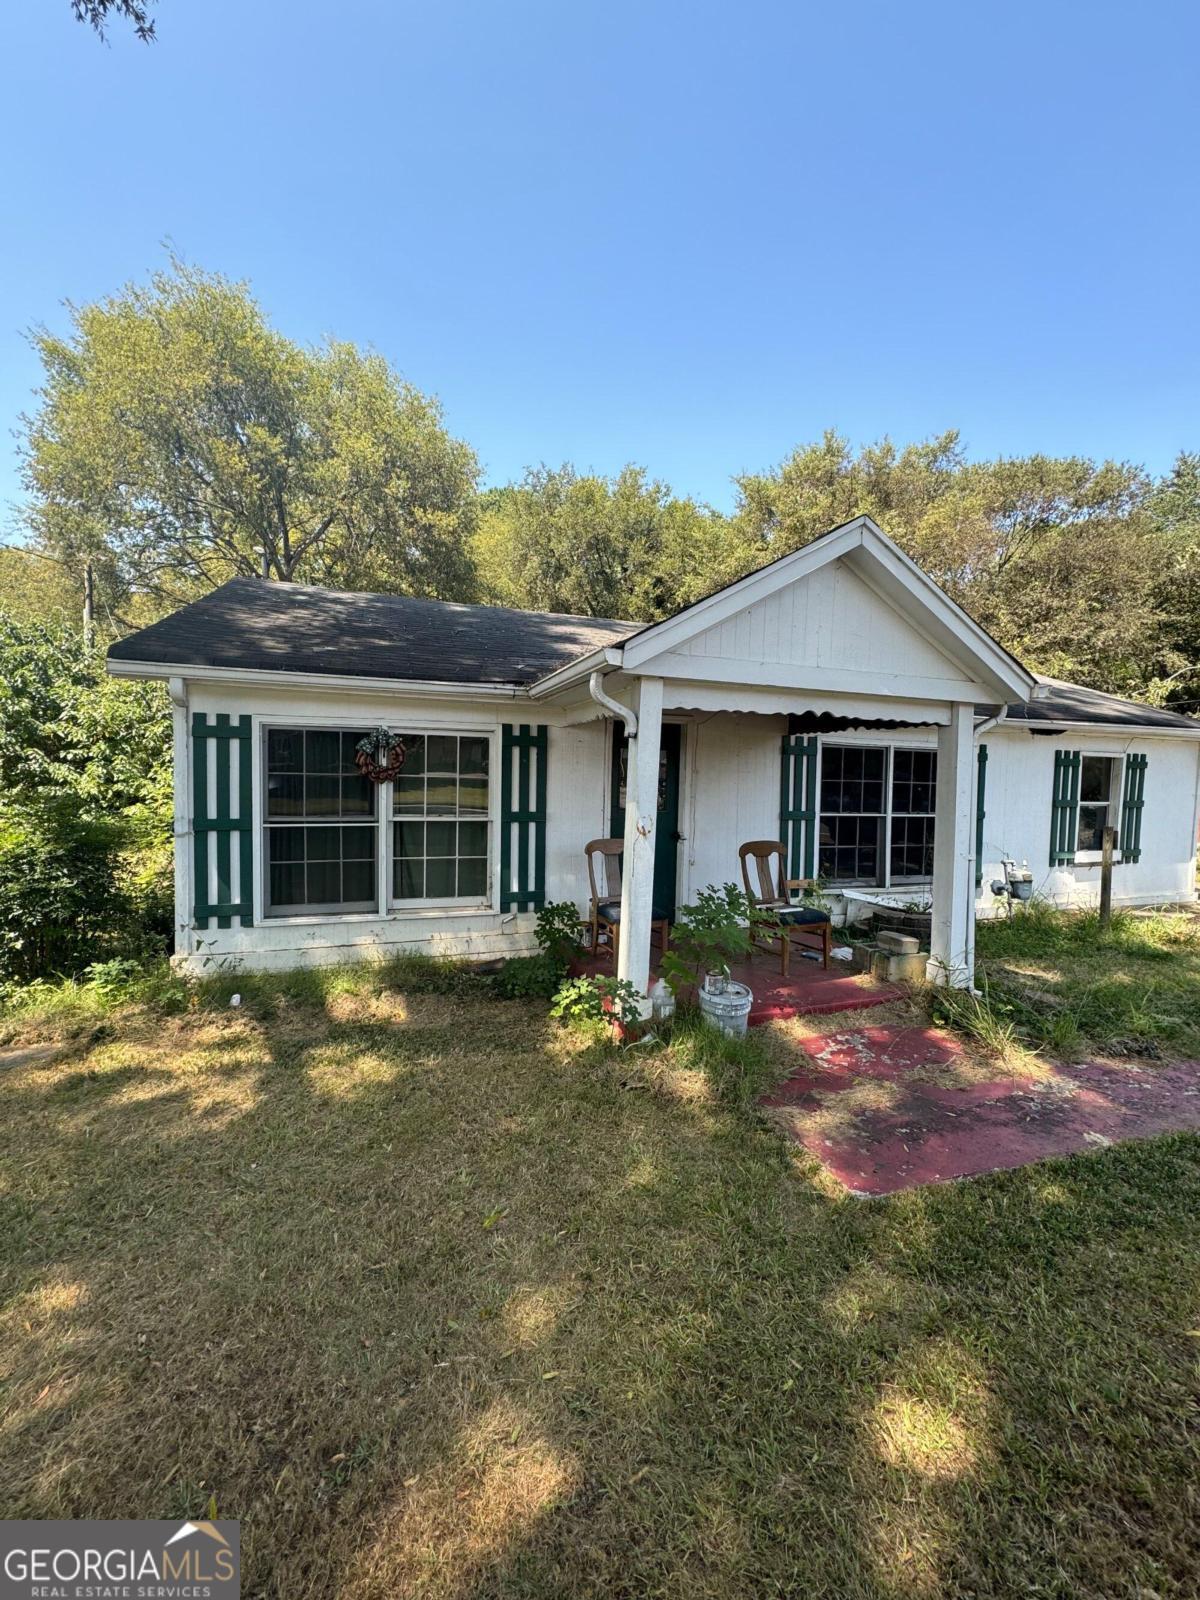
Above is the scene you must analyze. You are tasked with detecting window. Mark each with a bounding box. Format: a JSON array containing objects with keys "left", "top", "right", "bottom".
[
  {"left": 392, "top": 733, "right": 491, "bottom": 902},
  {"left": 818, "top": 744, "right": 938, "bottom": 885},
  {"left": 889, "top": 749, "right": 937, "bottom": 879},
  {"left": 1077, "top": 755, "right": 1118, "bottom": 853},
  {"left": 261, "top": 725, "right": 494, "bottom": 918},
  {"left": 264, "top": 729, "right": 377, "bottom": 915},
  {"left": 819, "top": 746, "right": 886, "bottom": 882}
]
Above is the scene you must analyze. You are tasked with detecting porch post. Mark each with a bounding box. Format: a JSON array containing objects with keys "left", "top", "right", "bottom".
[
  {"left": 927, "top": 701, "right": 975, "bottom": 988},
  {"left": 616, "top": 676, "right": 663, "bottom": 1013}
]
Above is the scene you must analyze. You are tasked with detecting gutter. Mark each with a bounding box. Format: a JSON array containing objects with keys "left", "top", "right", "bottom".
[
  {"left": 106, "top": 658, "right": 524, "bottom": 701},
  {"left": 589, "top": 669, "right": 638, "bottom": 737}
]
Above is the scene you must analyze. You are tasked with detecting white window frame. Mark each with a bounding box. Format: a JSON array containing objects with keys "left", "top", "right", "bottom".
[
  {"left": 817, "top": 739, "right": 939, "bottom": 889},
  {"left": 257, "top": 719, "right": 498, "bottom": 923},
  {"left": 1073, "top": 750, "right": 1125, "bottom": 864}
]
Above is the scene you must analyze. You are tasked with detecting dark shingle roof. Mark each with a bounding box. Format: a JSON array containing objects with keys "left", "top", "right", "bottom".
[
  {"left": 991, "top": 676, "right": 1200, "bottom": 733},
  {"left": 108, "top": 577, "right": 1200, "bottom": 734},
  {"left": 107, "top": 577, "right": 640, "bottom": 686}
]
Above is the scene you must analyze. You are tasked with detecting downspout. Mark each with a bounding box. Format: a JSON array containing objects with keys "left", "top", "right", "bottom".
[
  {"left": 967, "top": 711, "right": 1006, "bottom": 991},
  {"left": 589, "top": 669, "right": 638, "bottom": 738},
  {"left": 168, "top": 676, "right": 193, "bottom": 963}
]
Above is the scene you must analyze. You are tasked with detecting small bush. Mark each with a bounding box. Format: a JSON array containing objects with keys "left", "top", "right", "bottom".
[
  {"left": 493, "top": 952, "right": 565, "bottom": 1000},
  {"left": 551, "top": 974, "right": 643, "bottom": 1033}
]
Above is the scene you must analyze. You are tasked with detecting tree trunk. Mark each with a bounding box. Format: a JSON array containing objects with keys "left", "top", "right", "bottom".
[{"left": 83, "top": 561, "right": 95, "bottom": 649}]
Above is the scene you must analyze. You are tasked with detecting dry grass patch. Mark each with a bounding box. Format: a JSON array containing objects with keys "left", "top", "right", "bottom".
[{"left": 1, "top": 970, "right": 1199, "bottom": 1597}]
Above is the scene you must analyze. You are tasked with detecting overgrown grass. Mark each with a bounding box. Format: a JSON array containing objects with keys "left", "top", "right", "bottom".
[
  {"left": 971, "top": 901, "right": 1200, "bottom": 1060},
  {"left": 1, "top": 964, "right": 1198, "bottom": 1597}
]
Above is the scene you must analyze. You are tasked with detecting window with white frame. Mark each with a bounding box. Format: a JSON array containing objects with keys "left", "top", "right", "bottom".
[
  {"left": 262, "top": 726, "right": 493, "bottom": 917},
  {"left": 1077, "top": 755, "right": 1119, "bottom": 853},
  {"left": 264, "top": 729, "right": 378, "bottom": 915},
  {"left": 392, "top": 733, "right": 491, "bottom": 903},
  {"left": 818, "top": 744, "right": 938, "bottom": 885}
]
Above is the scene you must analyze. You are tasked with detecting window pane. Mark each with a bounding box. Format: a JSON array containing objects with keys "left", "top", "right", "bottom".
[
  {"left": 425, "top": 776, "right": 458, "bottom": 815},
  {"left": 459, "top": 736, "right": 489, "bottom": 776},
  {"left": 307, "top": 826, "right": 342, "bottom": 860},
  {"left": 457, "top": 857, "right": 487, "bottom": 898},
  {"left": 1080, "top": 756, "right": 1111, "bottom": 803},
  {"left": 399, "top": 735, "right": 425, "bottom": 776},
  {"left": 306, "top": 730, "right": 341, "bottom": 773},
  {"left": 341, "top": 773, "right": 375, "bottom": 815},
  {"left": 426, "top": 857, "right": 456, "bottom": 897},
  {"left": 458, "top": 820, "right": 488, "bottom": 858},
  {"left": 269, "top": 827, "right": 304, "bottom": 863},
  {"left": 1078, "top": 804, "right": 1108, "bottom": 853},
  {"left": 267, "top": 728, "right": 303, "bottom": 771},
  {"left": 341, "top": 825, "right": 376, "bottom": 861},
  {"left": 396, "top": 821, "right": 425, "bottom": 859},
  {"left": 269, "top": 862, "right": 305, "bottom": 908},
  {"left": 458, "top": 775, "right": 489, "bottom": 816},
  {"left": 304, "top": 774, "right": 342, "bottom": 815},
  {"left": 425, "top": 735, "right": 457, "bottom": 773},
  {"left": 427, "top": 821, "right": 456, "bottom": 857},
  {"left": 342, "top": 859, "right": 375, "bottom": 903},
  {"left": 395, "top": 855, "right": 425, "bottom": 898},
  {"left": 340, "top": 731, "right": 364, "bottom": 772},
  {"left": 306, "top": 860, "right": 340, "bottom": 904},
  {"left": 819, "top": 815, "right": 881, "bottom": 883},
  {"left": 891, "top": 816, "right": 935, "bottom": 878},
  {"left": 393, "top": 775, "right": 425, "bottom": 814},
  {"left": 267, "top": 773, "right": 304, "bottom": 817}
]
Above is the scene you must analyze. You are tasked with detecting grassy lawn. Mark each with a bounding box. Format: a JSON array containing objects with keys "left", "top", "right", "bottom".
[
  {"left": 1, "top": 955, "right": 1198, "bottom": 1598},
  {"left": 973, "top": 903, "right": 1200, "bottom": 1060}
]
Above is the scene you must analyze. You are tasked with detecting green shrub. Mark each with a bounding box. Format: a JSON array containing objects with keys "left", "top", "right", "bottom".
[
  {"left": 0, "top": 803, "right": 147, "bottom": 984},
  {"left": 551, "top": 974, "right": 643, "bottom": 1032},
  {"left": 660, "top": 883, "right": 778, "bottom": 997},
  {"left": 534, "top": 901, "right": 586, "bottom": 965},
  {"left": 493, "top": 952, "right": 565, "bottom": 1000}
]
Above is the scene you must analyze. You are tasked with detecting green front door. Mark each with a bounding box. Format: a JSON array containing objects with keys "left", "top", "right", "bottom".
[{"left": 609, "top": 724, "right": 682, "bottom": 922}]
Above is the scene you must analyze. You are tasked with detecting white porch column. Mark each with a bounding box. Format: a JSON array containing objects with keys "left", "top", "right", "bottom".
[
  {"left": 616, "top": 676, "right": 664, "bottom": 1012},
  {"left": 927, "top": 701, "right": 976, "bottom": 988}
]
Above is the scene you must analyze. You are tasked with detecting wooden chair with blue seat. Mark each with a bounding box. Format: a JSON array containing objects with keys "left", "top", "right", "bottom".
[
  {"left": 584, "top": 838, "right": 670, "bottom": 970},
  {"left": 738, "top": 839, "right": 831, "bottom": 977}
]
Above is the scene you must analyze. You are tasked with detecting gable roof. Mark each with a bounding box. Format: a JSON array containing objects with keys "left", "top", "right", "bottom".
[
  {"left": 106, "top": 576, "right": 639, "bottom": 687},
  {"left": 611, "top": 515, "right": 1037, "bottom": 703}
]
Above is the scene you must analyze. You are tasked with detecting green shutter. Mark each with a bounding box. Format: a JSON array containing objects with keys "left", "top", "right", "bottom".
[
  {"left": 780, "top": 731, "right": 819, "bottom": 880},
  {"left": 1120, "top": 752, "right": 1147, "bottom": 864},
  {"left": 1050, "top": 748, "right": 1080, "bottom": 867},
  {"left": 975, "top": 742, "right": 988, "bottom": 888},
  {"left": 192, "top": 712, "right": 254, "bottom": 928},
  {"left": 499, "top": 723, "right": 548, "bottom": 911}
]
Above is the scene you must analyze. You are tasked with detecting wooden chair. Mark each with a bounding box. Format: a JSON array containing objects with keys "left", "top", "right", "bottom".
[
  {"left": 584, "top": 838, "right": 670, "bottom": 970},
  {"left": 739, "top": 840, "right": 831, "bottom": 977}
]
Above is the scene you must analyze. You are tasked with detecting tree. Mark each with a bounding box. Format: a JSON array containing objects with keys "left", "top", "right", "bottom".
[
  {"left": 22, "top": 259, "right": 481, "bottom": 612},
  {"left": 731, "top": 431, "right": 1171, "bottom": 697},
  {"left": 71, "top": 1, "right": 156, "bottom": 41},
  {"left": 1148, "top": 451, "right": 1200, "bottom": 707},
  {"left": 472, "top": 463, "right": 731, "bottom": 620}
]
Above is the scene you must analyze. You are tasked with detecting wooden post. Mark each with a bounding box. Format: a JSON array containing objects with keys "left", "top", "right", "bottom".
[
  {"left": 1099, "top": 824, "right": 1116, "bottom": 927},
  {"left": 616, "top": 677, "right": 663, "bottom": 1015},
  {"left": 926, "top": 703, "right": 976, "bottom": 988}
]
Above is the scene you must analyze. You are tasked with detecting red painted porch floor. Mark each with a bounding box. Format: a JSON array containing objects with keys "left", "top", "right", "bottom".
[
  {"left": 762, "top": 1023, "right": 1200, "bottom": 1196},
  {"left": 578, "top": 949, "right": 903, "bottom": 1024}
]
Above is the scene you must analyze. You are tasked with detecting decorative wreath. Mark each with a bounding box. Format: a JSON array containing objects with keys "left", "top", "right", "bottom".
[{"left": 354, "top": 727, "right": 407, "bottom": 784}]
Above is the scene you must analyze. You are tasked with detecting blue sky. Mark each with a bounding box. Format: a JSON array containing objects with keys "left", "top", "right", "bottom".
[{"left": 1, "top": 0, "right": 1197, "bottom": 531}]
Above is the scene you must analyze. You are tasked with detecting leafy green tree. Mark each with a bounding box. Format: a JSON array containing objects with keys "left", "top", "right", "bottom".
[
  {"left": 732, "top": 431, "right": 1169, "bottom": 696},
  {"left": 1147, "top": 451, "right": 1200, "bottom": 707},
  {"left": 71, "top": 0, "right": 156, "bottom": 41},
  {"left": 473, "top": 464, "right": 730, "bottom": 620},
  {"left": 22, "top": 258, "right": 480, "bottom": 611}
]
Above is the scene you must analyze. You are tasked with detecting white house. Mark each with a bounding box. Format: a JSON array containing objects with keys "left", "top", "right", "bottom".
[{"left": 107, "top": 516, "right": 1200, "bottom": 1002}]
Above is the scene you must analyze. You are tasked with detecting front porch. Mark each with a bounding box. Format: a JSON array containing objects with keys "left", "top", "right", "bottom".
[{"left": 579, "top": 945, "right": 904, "bottom": 1024}]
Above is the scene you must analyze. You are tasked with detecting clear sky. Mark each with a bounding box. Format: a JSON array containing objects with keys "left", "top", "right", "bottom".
[{"left": 1, "top": 0, "right": 1197, "bottom": 531}]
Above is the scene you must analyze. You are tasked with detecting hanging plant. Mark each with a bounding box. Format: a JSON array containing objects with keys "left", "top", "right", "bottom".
[{"left": 354, "top": 727, "right": 407, "bottom": 784}]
